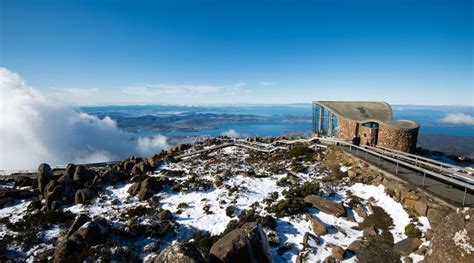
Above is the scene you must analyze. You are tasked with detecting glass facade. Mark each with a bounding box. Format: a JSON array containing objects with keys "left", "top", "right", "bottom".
[{"left": 312, "top": 103, "right": 338, "bottom": 136}]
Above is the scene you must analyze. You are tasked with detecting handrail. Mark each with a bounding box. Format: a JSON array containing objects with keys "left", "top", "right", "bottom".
[
  {"left": 375, "top": 145, "right": 469, "bottom": 172},
  {"left": 316, "top": 137, "right": 474, "bottom": 190}
]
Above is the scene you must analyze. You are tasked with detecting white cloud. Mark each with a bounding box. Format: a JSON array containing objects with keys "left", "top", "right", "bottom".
[
  {"left": 0, "top": 67, "right": 169, "bottom": 170},
  {"left": 121, "top": 83, "right": 246, "bottom": 100},
  {"left": 234, "top": 82, "right": 247, "bottom": 87},
  {"left": 220, "top": 129, "right": 242, "bottom": 138},
  {"left": 259, "top": 81, "right": 274, "bottom": 87},
  {"left": 440, "top": 113, "right": 474, "bottom": 125},
  {"left": 52, "top": 88, "right": 101, "bottom": 97}
]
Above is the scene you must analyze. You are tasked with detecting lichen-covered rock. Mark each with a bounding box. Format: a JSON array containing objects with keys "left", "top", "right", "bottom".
[
  {"left": 424, "top": 208, "right": 474, "bottom": 262},
  {"left": 38, "top": 163, "right": 52, "bottom": 193},
  {"left": 66, "top": 214, "right": 91, "bottom": 238},
  {"left": 74, "top": 189, "right": 96, "bottom": 204},
  {"left": 304, "top": 195, "right": 345, "bottom": 217},
  {"left": 210, "top": 222, "right": 272, "bottom": 263},
  {"left": 393, "top": 237, "right": 422, "bottom": 256},
  {"left": 305, "top": 213, "right": 327, "bottom": 236},
  {"left": 148, "top": 242, "right": 206, "bottom": 263},
  {"left": 331, "top": 245, "right": 345, "bottom": 260}
]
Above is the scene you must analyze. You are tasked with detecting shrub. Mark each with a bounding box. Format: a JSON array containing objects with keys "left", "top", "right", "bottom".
[
  {"left": 283, "top": 181, "right": 320, "bottom": 199},
  {"left": 404, "top": 223, "right": 422, "bottom": 238},
  {"left": 267, "top": 198, "right": 307, "bottom": 218},
  {"left": 288, "top": 145, "right": 313, "bottom": 158}
]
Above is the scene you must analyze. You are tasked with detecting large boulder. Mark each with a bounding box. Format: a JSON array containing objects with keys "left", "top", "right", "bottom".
[
  {"left": 38, "top": 163, "right": 53, "bottom": 193},
  {"left": 148, "top": 242, "right": 206, "bottom": 263},
  {"left": 210, "top": 222, "right": 272, "bottom": 263},
  {"left": 393, "top": 237, "right": 422, "bottom": 256},
  {"left": 75, "top": 220, "right": 107, "bottom": 245},
  {"left": 304, "top": 195, "right": 345, "bottom": 217},
  {"left": 53, "top": 235, "right": 87, "bottom": 263},
  {"left": 65, "top": 164, "right": 76, "bottom": 179},
  {"left": 347, "top": 236, "right": 400, "bottom": 263},
  {"left": 131, "top": 162, "right": 152, "bottom": 175},
  {"left": 74, "top": 189, "right": 96, "bottom": 204},
  {"left": 424, "top": 208, "right": 474, "bottom": 262},
  {"left": 138, "top": 177, "right": 162, "bottom": 200},
  {"left": 305, "top": 213, "right": 327, "bottom": 236},
  {"left": 73, "top": 166, "right": 94, "bottom": 182},
  {"left": 66, "top": 214, "right": 91, "bottom": 238}
]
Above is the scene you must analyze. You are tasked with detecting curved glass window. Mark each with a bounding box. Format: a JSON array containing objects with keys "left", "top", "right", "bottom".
[{"left": 363, "top": 122, "right": 379, "bottom": 129}]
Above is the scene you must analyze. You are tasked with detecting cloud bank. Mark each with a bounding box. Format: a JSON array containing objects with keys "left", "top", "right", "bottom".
[
  {"left": 0, "top": 68, "right": 169, "bottom": 170},
  {"left": 440, "top": 113, "right": 474, "bottom": 125}
]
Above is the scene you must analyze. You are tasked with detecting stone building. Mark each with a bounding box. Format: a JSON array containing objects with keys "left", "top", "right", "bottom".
[{"left": 312, "top": 101, "right": 419, "bottom": 153}]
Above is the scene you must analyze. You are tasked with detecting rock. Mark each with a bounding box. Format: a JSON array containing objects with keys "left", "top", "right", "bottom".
[
  {"left": 210, "top": 222, "right": 272, "bottom": 263},
  {"left": 267, "top": 231, "right": 280, "bottom": 247},
  {"left": 323, "top": 256, "right": 337, "bottom": 263},
  {"left": 347, "top": 236, "right": 400, "bottom": 263},
  {"left": 347, "top": 170, "right": 357, "bottom": 178},
  {"left": 302, "top": 232, "right": 320, "bottom": 248},
  {"left": 131, "top": 162, "right": 152, "bottom": 175},
  {"left": 73, "top": 166, "right": 93, "bottom": 182},
  {"left": 38, "top": 163, "right": 53, "bottom": 193},
  {"left": 355, "top": 204, "right": 368, "bottom": 218},
  {"left": 362, "top": 226, "right": 377, "bottom": 237},
  {"left": 426, "top": 207, "right": 449, "bottom": 227},
  {"left": 304, "top": 195, "right": 345, "bottom": 217},
  {"left": 65, "top": 164, "right": 76, "bottom": 179},
  {"left": 138, "top": 177, "right": 162, "bottom": 200},
  {"left": 75, "top": 220, "right": 107, "bottom": 245},
  {"left": 425, "top": 208, "right": 474, "bottom": 263},
  {"left": 127, "top": 182, "right": 140, "bottom": 196},
  {"left": 149, "top": 242, "right": 206, "bottom": 263},
  {"left": 124, "top": 161, "right": 135, "bottom": 171},
  {"left": 347, "top": 240, "right": 363, "bottom": 252},
  {"left": 53, "top": 236, "right": 87, "bottom": 263},
  {"left": 331, "top": 245, "right": 345, "bottom": 260},
  {"left": 74, "top": 189, "right": 96, "bottom": 204},
  {"left": 393, "top": 237, "right": 422, "bottom": 256},
  {"left": 156, "top": 210, "right": 173, "bottom": 221},
  {"left": 414, "top": 201, "right": 427, "bottom": 216},
  {"left": 66, "top": 214, "right": 91, "bottom": 238},
  {"left": 215, "top": 175, "right": 224, "bottom": 188},
  {"left": 287, "top": 174, "right": 300, "bottom": 185},
  {"left": 305, "top": 213, "right": 327, "bottom": 236}
]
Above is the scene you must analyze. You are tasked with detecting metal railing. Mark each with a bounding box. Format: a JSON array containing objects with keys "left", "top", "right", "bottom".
[{"left": 316, "top": 137, "right": 473, "bottom": 206}]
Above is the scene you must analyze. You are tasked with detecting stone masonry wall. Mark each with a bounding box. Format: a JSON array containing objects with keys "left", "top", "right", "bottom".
[
  {"left": 336, "top": 117, "right": 357, "bottom": 141},
  {"left": 359, "top": 125, "right": 377, "bottom": 146},
  {"left": 377, "top": 124, "right": 419, "bottom": 153}
]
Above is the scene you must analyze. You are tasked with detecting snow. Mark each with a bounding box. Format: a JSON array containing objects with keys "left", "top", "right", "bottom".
[
  {"left": 0, "top": 199, "right": 31, "bottom": 223},
  {"left": 349, "top": 183, "right": 411, "bottom": 242}
]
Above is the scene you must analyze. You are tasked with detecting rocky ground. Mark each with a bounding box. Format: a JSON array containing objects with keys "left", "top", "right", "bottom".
[{"left": 0, "top": 137, "right": 472, "bottom": 262}]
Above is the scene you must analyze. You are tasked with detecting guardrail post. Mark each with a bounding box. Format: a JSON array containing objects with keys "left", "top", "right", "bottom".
[
  {"left": 378, "top": 156, "right": 381, "bottom": 165},
  {"left": 422, "top": 172, "right": 426, "bottom": 187},
  {"left": 396, "top": 162, "right": 399, "bottom": 174},
  {"left": 365, "top": 151, "right": 368, "bottom": 159},
  {"left": 463, "top": 187, "right": 467, "bottom": 206}
]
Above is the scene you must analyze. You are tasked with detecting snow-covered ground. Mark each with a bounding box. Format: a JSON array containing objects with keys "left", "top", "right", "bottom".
[{"left": 0, "top": 144, "right": 432, "bottom": 262}]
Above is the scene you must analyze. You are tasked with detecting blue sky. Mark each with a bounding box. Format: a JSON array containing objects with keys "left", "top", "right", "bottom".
[{"left": 1, "top": 0, "right": 473, "bottom": 105}]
